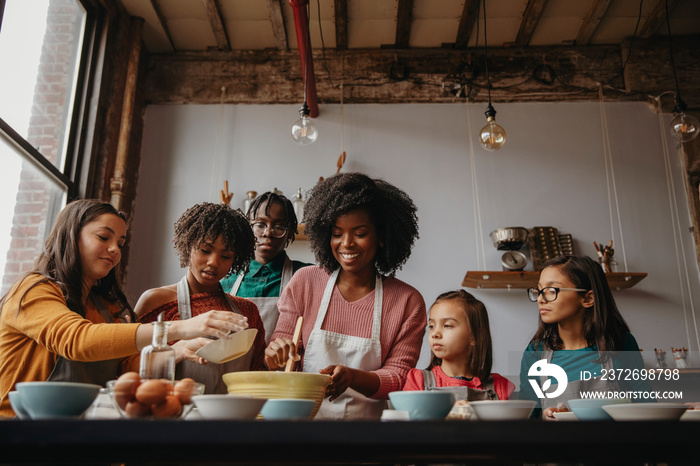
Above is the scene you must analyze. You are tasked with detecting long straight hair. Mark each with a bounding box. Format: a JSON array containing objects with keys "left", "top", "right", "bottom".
[
  {"left": 1, "top": 199, "right": 131, "bottom": 317},
  {"left": 529, "top": 255, "right": 630, "bottom": 352},
  {"left": 427, "top": 290, "right": 493, "bottom": 381}
]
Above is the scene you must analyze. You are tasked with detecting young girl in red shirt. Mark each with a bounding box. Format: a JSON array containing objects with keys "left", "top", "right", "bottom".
[{"left": 403, "top": 290, "right": 514, "bottom": 401}]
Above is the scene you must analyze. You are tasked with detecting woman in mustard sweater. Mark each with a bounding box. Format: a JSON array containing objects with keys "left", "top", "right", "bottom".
[{"left": 0, "top": 199, "right": 246, "bottom": 417}]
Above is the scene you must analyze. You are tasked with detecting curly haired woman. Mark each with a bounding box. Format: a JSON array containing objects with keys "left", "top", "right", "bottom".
[
  {"left": 135, "top": 202, "right": 265, "bottom": 394},
  {"left": 264, "top": 173, "right": 426, "bottom": 420}
]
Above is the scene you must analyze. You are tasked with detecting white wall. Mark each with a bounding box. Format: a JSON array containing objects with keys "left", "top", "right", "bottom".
[{"left": 126, "top": 101, "right": 700, "bottom": 376}]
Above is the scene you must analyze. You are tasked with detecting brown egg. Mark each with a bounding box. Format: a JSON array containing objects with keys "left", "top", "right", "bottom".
[
  {"left": 135, "top": 379, "right": 170, "bottom": 405},
  {"left": 173, "top": 378, "right": 196, "bottom": 405},
  {"left": 113, "top": 372, "right": 141, "bottom": 409},
  {"left": 125, "top": 400, "right": 151, "bottom": 418},
  {"left": 152, "top": 395, "right": 183, "bottom": 418}
]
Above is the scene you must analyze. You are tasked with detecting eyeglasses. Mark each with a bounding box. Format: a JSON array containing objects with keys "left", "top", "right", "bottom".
[
  {"left": 527, "top": 287, "right": 587, "bottom": 303},
  {"left": 251, "top": 222, "right": 288, "bottom": 238}
]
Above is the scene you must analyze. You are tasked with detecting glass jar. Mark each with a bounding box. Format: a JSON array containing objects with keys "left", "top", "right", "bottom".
[
  {"left": 242, "top": 190, "right": 257, "bottom": 215},
  {"left": 139, "top": 313, "right": 175, "bottom": 381},
  {"left": 292, "top": 187, "right": 305, "bottom": 223}
]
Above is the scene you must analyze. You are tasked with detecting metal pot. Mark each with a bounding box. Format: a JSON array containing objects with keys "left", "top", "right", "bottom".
[{"left": 489, "top": 227, "right": 529, "bottom": 250}]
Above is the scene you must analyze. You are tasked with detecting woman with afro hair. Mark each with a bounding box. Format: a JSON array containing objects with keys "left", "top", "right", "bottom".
[
  {"left": 265, "top": 173, "right": 426, "bottom": 420},
  {"left": 135, "top": 202, "right": 266, "bottom": 394}
]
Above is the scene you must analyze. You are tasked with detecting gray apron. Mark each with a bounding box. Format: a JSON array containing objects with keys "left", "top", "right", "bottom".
[
  {"left": 230, "top": 256, "right": 293, "bottom": 344},
  {"left": 47, "top": 294, "right": 125, "bottom": 386},
  {"left": 303, "top": 269, "right": 386, "bottom": 420},
  {"left": 421, "top": 369, "right": 498, "bottom": 401},
  {"left": 175, "top": 275, "right": 254, "bottom": 394},
  {"left": 539, "top": 349, "right": 620, "bottom": 411}
]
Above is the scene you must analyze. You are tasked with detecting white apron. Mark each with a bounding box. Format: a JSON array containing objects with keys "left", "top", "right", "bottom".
[
  {"left": 231, "top": 256, "right": 293, "bottom": 344},
  {"left": 176, "top": 275, "right": 253, "bottom": 394},
  {"left": 303, "top": 269, "right": 386, "bottom": 420}
]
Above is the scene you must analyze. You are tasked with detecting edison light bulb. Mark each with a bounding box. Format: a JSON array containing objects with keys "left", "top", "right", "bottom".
[
  {"left": 479, "top": 116, "right": 506, "bottom": 151},
  {"left": 670, "top": 112, "right": 699, "bottom": 142},
  {"left": 291, "top": 104, "right": 318, "bottom": 145}
]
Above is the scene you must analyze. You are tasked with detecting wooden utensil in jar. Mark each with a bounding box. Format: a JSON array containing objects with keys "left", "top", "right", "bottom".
[{"left": 285, "top": 316, "right": 304, "bottom": 372}]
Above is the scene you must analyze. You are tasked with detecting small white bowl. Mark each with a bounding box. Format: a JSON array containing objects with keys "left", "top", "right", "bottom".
[
  {"left": 192, "top": 394, "right": 267, "bottom": 420},
  {"left": 469, "top": 400, "right": 536, "bottom": 420},
  {"left": 602, "top": 402, "right": 688, "bottom": 421},
  {"left": 552, "top": 411, "right": 578, "bottom": 421}
]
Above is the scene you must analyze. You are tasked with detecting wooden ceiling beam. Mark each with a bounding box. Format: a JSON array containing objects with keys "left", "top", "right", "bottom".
[
  {"left": 576, "top": 0, "right": 613, "bottom": 45},
  {"left": 267, "top": 0, "right": 288, "bottom": 50},
  {"left": 149, "top": 0, "right": 175, "bottom": 52},
  {"left": 394, "top": 0, "right": 413, "bottom": 49},
  {"left": 453, "top": 0, "right": 480, "bottom": 49},
  {"left": 144, "top": 36, "right": 700, "bottom": 110},
  {"left": 514, "top": 0, "right": 549, "bottom": 47},
  {"left": 203, "top": 0, "right": 230, "bottom": 51},
  {"left": 334, "top": 0, "right": 348, "bottom": 50},
  {"left": 639, "top": 0, "right": 681, "bottom": 38}
]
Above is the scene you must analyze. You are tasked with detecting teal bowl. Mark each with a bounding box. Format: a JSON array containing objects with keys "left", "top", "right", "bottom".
[
  {"left": 8, "top": 391, "right": 30, "bottom": 419},
  {"left": 15, "top": 381, "right": 101, "bottom": 419},
  {"left": 567, "top": 398, "right": 630, "bottom": 420},
  {"left": 388, "top": 391, "right": 455, "bottom": 420},
  {"left": 261, "top": 398, "right": 316, "bottom": 420}
]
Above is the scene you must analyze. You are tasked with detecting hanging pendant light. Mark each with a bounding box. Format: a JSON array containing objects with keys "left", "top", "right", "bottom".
[
  {"left": 291, "top": 6, "right": 318, "bottom": 146},
  {"left": 478, "top": 0, "right": 506, "bottom": 151},
  {"left": 664, "top": 0, "right": 698, "bottom": 142}
]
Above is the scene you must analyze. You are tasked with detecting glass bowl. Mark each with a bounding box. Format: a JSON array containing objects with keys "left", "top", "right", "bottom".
[{"left": 106, "top": 377, "right": 204, "bottom": 420}]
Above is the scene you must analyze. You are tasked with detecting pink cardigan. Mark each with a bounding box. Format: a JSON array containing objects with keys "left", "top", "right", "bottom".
[{"left": 272, "top": 266, "right": 427, "bottom": 399}]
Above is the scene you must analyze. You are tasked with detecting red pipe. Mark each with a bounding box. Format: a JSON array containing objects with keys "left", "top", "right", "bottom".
[{"left": 289, "top": 0, "right": 319, "bottom": 117}]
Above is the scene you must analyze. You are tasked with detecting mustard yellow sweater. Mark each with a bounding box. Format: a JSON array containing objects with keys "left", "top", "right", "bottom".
[{"left": 0, "top": 275, "right": 140, "bottom": 417}]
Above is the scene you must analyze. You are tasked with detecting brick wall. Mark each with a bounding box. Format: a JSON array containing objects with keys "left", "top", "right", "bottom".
[{"left": 1, "top": 0, "right": 82, "bottom": 295}]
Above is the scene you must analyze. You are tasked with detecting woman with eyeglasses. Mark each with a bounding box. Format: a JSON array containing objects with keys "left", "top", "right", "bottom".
[
  {"left": 0, "top": 200, "right": 246, "bottom": 417},
  {"left": 518, "top": 255, "right": 648, "bottom": 420},
  {"left": 263, "top": 173, "right": 426, "bottom": 420},
  {"left": 134, "top": 202, "right": 266, "bottom": 394},
  {"left": 220, "top": 191, "right": 310, "bottom": 343}
]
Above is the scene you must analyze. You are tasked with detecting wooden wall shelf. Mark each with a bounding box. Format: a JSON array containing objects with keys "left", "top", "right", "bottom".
[
  {"left": 462, "top": 271, "right": 647, "bottom": 291},
  {"left": 295, "top": 224, "right": 307, "bottom": 241}
]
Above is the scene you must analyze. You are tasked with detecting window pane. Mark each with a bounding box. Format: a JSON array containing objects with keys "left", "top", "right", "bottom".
[
  {"left": 0, "top": 0, "right": 86, "bottom": 172},
  {"left": 0, "top": 136, "right": 67, "bottom": 296}
]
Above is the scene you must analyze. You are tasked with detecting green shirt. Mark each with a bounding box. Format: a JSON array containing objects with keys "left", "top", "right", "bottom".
[{"left": 220, "top": 252, "right": 310, "bottom": 297}]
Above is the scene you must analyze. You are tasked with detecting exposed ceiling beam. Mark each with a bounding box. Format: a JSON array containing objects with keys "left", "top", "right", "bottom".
[
  {"left": 267, "top": 0, "right": 288, "bottom": 50},
  {"left": 513, "top": 0, "right": 549, "bottom": 47},
  {"left": 394, "top": 0, "right": 413, "bottom": 49},
  {"left": 149, "top": 0, "right": 175, "bottom": 52},
  {"left": 576, "top": 0, "right": 613, "bottom": 45},
  {"left": 639, "top": 0, "right": 681, "bottom": 38},
  {"left": 203, "top": 0, "right": 230, "bottom": 51},
  {"left": 453, "top": 0, "right": 480, "bottom": 49},
  {"left": 334, "top": 0, "right": 348, "bottom": 50}
]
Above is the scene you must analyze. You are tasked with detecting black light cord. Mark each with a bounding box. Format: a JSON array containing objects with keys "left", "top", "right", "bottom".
[
  {"left": 664, "top": 0, "right": 686, "bottom": 113},
  {"left": 482, "top": 0, "right": 492, "bottom": 107}
]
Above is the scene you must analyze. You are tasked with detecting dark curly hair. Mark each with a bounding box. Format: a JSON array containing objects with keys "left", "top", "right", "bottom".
[
  {"left": 247, "top": 191, "right": 298, "bottom": 245},
  {"left": 303, "top": 172, "right": 419, "bottom": 276},
  {"left": 172, "top": 202, "right": 255, "bottom": 276}
]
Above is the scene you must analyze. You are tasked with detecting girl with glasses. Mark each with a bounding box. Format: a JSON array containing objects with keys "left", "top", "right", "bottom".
[
  {"left": 402, "top": 290, "right": 514, "bottom": 402},
  {"left": 220, "top": 191, "right": 310, "bottom": 344},
  {"left": 518, "top": 255, "right": 647, "bottom": 420},
  {"left": 134, "top": 202, "right": 266, "bottom": 394},
  {"left": 0, "top": 200, "right": 245, "bottom": 417},
  {"left": 263, "top": 172, "right": 426, "bottom": 420}
]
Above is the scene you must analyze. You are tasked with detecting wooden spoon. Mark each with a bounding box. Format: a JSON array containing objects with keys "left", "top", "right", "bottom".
[{"left": 285, "top": 316, "right": 304, "bottom": 372}]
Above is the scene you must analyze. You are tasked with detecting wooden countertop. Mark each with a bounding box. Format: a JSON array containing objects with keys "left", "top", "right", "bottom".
[{"left": 1, "top": 418, "right": 697, "bottom": 464}]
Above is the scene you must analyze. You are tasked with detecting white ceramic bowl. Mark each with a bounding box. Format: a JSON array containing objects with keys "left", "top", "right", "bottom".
[
  {"left": 602, "top": 402, "right": 688, "bottom": 421},
  {"left": 567, "top": 398, "right": 629, "bottom": 421},
  {"left": 15, "top": 381, "right": 100, "bottom": 419},
  {"left": 193, "top": 394, "right": 267, "bottom": 420},
  {"left": 260, "top": 398, "right": 316, "bottom": 420},
  {"left": 681, "top": 409, "right": 700, "bottom": 421},
  {"left": 388, "top": 391, "right": 455, "bottom": 420},
  {"left": 552, "top": 411, "right": 578, "bottom": 421},
  {"left": 469, "top": 400, "right": 536, "bottom": 420}
]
